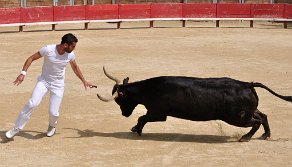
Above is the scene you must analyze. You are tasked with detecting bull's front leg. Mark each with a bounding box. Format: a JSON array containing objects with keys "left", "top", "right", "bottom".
[{"left": 131, "top": 112, "right": 167, "bottom": 136}]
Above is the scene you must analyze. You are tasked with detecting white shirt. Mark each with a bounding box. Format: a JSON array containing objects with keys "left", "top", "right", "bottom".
[{"left": 39, "top": 44, "right": 75, "bottom": 88}]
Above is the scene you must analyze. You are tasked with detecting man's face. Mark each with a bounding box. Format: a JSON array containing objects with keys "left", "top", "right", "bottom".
[{"left": 64, "top": 42, "right": 77, "bottom": 53}]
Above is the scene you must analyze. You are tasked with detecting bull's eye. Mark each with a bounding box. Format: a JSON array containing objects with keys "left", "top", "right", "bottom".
[{"left": 118, "top": 92, "right": 124, "bottom": 97}]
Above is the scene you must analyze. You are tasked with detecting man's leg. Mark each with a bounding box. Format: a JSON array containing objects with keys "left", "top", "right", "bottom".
[
  {"left": 14, "top": 80, "right": 48, "bottom": 129},
  {"left": 6, "top": 80, "right": 48, "bottom": 139},
  {"left": 47, "top": 88, "right": 64, "bottom": 137}
]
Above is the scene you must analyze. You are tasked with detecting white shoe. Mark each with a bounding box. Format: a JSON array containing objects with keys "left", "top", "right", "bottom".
[
  {"left": 47, "top": 126, "right": 56, "bottom": 137},
  {"left": 5, "top": 127, "right": 20, "bottom": 139}
]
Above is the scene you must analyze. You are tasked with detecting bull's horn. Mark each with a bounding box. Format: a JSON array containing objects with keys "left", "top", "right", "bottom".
[
  {"left": 103, "top": 66, "right": 121, "bottom": 84},
  {"left": 96, "top": 92, "right": 118, "bottom": 102}
]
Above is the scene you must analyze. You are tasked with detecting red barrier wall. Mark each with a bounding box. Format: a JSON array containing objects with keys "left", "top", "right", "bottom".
[
  {"left": 119, "top": 4, "right": 151, "bottom": 19},
  {"left": 151, "top": 3, "right": 183, "bottom": 18},
  {"left": 54, "top": 5, "right": 85, "bottom": 21},
  {"left": 285, "top": 4, "right": 292, "bottom": 19},
  {"left": 0, "top": 7, "right": 20, "bottom": 24},
  {"left": 252, "top": 4, "right": 285, "bottom": 18},
  {"left": 183, "top": 4, "right": 216, "bottom": 18},
  {"left": 86, "top": 4, "right": 118, "bottom": 20},
  {"left": 217, "top": 4, "right": 251, "bottom": 18},
  {"left": 21, "top": 6, "right": 53, "bottom": 23},
  {"left": 1, "top": 4, "right": 292, "bottom": 26}
]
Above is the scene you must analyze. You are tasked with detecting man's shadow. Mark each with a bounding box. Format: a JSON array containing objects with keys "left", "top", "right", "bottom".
[
  {"left": 64, "top": 128, "right": 236, "bottom": 143},
  {"left": 0, "top": 130, "right": 46, "bottom": 143}
]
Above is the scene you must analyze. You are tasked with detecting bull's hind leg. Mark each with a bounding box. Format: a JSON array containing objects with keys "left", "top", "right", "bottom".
[
  {"left": 239, "top": 117, "right": 262, "bottom": 142},
  {"left": 239, "top": 109, "right": 270, "bottom": 142},
  {"left": 131, "top": 112, "right": 167, "bottom": 136},
  {"left": 254, "top": 109, "right": 271, "bottom": 140}
]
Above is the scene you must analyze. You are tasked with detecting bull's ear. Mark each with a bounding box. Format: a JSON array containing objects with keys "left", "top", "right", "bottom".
[{"left": 123, "top": 77, "right": 129, "bottom": 85}]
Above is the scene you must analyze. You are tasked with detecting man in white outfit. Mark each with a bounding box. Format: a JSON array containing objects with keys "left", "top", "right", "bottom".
[{"left": 6, "top": 33, "right": 96, "bottom": 139}]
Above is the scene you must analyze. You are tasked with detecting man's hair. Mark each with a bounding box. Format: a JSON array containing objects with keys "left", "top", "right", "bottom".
[{"left": 61, "top": 33, "right": 78, "bottom": 45}]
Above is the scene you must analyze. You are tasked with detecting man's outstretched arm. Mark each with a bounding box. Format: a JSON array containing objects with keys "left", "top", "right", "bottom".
[
  {"left": 13, "top": 52, "right": 42, "bottom": 86},
  {"left": 70, "top": 60, "right": 97, "bottom": 90}
]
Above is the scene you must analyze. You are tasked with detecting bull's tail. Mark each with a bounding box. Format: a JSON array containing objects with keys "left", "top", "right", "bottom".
[{"left": 251, "top": 82, "right": 292, "bottom": 102}]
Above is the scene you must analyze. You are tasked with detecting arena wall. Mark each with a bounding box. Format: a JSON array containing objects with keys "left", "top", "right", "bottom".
[{"left": 0, "top": 0, "right": 292, "bottom": 8}]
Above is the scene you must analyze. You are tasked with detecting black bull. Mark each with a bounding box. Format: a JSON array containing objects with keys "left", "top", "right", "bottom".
[{"left": 97, "top": 67, "right": 292, "bottom": 142}]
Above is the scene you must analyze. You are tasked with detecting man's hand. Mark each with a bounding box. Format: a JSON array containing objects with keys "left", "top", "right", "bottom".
[
  {"left": 13, "top": 74, "right": 25, "bottom": 86},
  {"left": 83, "top": 81, "right": 97, "bottom": 90}
]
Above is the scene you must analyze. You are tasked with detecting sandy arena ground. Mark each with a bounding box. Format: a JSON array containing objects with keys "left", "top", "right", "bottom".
[{"left": 0, "top": 21, "right": 292, "bottom": 166}]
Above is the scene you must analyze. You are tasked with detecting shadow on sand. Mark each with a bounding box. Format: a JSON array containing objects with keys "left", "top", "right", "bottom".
[
  {"left": 64, "top": 128, "right": 237, "bottom": 144},
  {"left": 0, "top": 130, "right": 46, "bottom": 143}
]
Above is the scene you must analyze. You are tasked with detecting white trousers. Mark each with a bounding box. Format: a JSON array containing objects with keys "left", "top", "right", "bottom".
[{"left": 14, "top": 79, "right": 64, "bottom": 130}]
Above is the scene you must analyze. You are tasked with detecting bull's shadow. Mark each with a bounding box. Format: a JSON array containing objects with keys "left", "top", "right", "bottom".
[{"left": 65, "top": 128, "right": 236, "bottom": 143}]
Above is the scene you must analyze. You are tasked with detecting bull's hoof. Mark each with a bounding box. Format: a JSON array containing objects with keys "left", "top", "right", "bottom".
[
  {"left": 131, "top": 126, "right": 142, "bottom": 136},
  {"left": 259, "top": 133, "right": 271, "bottom": 140},
  {"left": 131, "top": 126, "right": 138, "bottom": 133},
  {"left": 239, "top": 138, "right": 250, "bottom": 142},
  {"left": 239, "top": 135, "right": 251, "bottom": 142}
]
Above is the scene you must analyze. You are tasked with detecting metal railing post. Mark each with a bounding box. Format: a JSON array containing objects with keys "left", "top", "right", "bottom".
[
  {"left": 20, "top": 0, "right": 26, "bottom": 7},
  {"left": 53, "top": 0, "right": 58, "bottom": 6},
  {"left": 70, "top": 0, "right": 74, "bottom": 6}
]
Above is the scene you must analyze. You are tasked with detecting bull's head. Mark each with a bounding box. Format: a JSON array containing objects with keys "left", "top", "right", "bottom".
[{"left": 97, "top": 67, "right": 137, "bottom": 117}]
